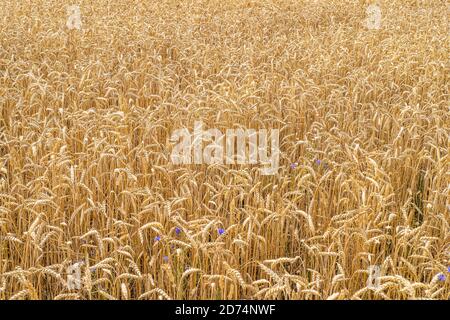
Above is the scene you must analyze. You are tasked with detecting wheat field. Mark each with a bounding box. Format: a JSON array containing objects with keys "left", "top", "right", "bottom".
[{"left": 0, "top": 0, "right": 449, "bottom": 300}]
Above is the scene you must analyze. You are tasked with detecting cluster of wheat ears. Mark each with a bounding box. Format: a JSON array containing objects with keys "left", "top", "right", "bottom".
[{"left": 0, "top": 0, "right": 448, "bottom": 300}]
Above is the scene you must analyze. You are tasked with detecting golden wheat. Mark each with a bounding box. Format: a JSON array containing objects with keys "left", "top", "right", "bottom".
[{"left": 0, "top": 0, "right": 448, "bottom": 300}]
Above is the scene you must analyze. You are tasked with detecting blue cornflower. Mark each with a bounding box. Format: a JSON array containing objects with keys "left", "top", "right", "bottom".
[
  {"left": 218, "top": 228, "right": 225, "bottom": 235},
  {"left": 447, "top": 266, "right": 450, "bottom": 273},
  {"left": 163, "top": 256, "right": 169, "bottom": 262},
  {"left": 437, "top": 273, "right": 446, "bottom": 282},
  {"left": 315, "top": 159, "right": 321, "bottom": 165},
  {"left": 290, "top": 162, "right": 298, "bottom": 169},
  {"left": 154, "top": 235, "right": 161, "bottom": 241},
  {"left": 175, "top": 227, "right": 181, "bottom": 235}
]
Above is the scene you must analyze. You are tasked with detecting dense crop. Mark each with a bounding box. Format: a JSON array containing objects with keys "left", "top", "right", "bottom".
[{"left": 0, "top": 0, "right": 448, "bottom": 300}]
